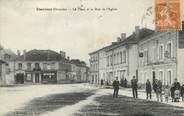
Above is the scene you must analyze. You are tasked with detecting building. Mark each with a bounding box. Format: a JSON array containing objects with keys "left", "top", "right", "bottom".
[
  {"left": 0, "top": 60, "right": 8, "bottom": 85},
  {"left": 89, "top": 51, "right": 99, "bottom": 84},
  {"left": 70, "top": 59, "right": 89, "bottom": 83},
  {"left": 138, "top": 22, "right": 184, "bottom": 85},
  {"left": 0, "top": 48, "right": 17, "bottom": 85},
  {"left": 14, "top": 49, "right": 71, "bottom": 84},
  {"left": 89, "top": 23, "right": 184, "bottom": 86}
]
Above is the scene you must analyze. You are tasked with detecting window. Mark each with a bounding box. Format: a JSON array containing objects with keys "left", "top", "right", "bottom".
[
  {"left": 43, "top": 63, "right": 47, "bottom": 70},
  {"left": 117, "top": 53, "right": 119, "bottom": 64},
  {"left": 110, "top": 55, "right": 113, "bottom": 66},
  {"left": 107, "top": 56, "right": 109, "bottom": 66},
  {"left": 50, "top": 63, "right": 55, "bottom": 70},
  {"left": 167, "top": 70, "right": 172, "bottom": 85},
  {"left": 123, "top": 51, "right": 126, "bottom": 63},
  {"left": 143, "top": 50, "right": 148, "bottom": 65},
  {"left": 167, "top": 42, "right": 172, "bottom": 58},
  {"left": 120, "top": 52, "right": 122, "bottom": 64},
  {"left": 27, "top": 63, "right": 31, "bottom": 70},
  {"left": 159, "top": 45, "right": 164, "bottom": 60},
  {"left": 159, "top": 71, "right": 164, "bottom": 83},
  {"left": 113, "top": 54, "right": 117, "bottom": 65},
  {"left": 18, "top": 63, "right": 22, "bottom": 70}
]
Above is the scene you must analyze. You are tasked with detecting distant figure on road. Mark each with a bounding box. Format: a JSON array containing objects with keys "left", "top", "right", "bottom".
[
  {"left": 113, "top": 77, "right": 120, "bottom": 98},
  {"left": 181, "top": 84, "right": 184, "bottom": 101},
  {"left": 101, "top": 79, "right": 104, "bottom": 85},
  {"left": 131, "top": 76, "right": 138, "bottom": 98},
  {"left": 146, "top": 79, "right": 152, "bottom": 99},
  {"left": 124, "top": 78, "right": 127, "bottom": 88},
  {"left": 120, "top": 78, "right": 124, "bottom": 87},
  {"left": 170, "top": 84, "right": 175, "bottom": 102}
]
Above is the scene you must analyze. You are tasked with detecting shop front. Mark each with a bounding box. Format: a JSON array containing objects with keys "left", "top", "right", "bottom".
[{"left": 41, "top": 70, "right": 57, "bottom": 84}]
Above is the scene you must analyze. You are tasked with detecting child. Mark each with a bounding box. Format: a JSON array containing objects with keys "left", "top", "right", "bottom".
[
  {"left": 174, "top": 89, "right": 180, "bottom": 102},
  {"left": 164, "top": 85, "right": 170, "bottom": 102}
]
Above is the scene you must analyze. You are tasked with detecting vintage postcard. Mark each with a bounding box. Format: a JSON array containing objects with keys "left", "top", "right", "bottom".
[{"left": 0, "top": 0, "right": 184, "bottom": 116}]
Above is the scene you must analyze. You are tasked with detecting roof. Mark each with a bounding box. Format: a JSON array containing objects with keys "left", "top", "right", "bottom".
[
  {"left": 106, "top": 28, "right": 154, "bottom": 51},
  {"left": 0, "top": 49, "right": 17, "bottom": 61},
  {"left": 89, "top": 45, "right": 112, "bottom": 55},
  {"left": 70, "top": 59, "right": 87, "bottom": 67},
  {"left": 16, "top": 49, "right": 68, "bottom": 61}
]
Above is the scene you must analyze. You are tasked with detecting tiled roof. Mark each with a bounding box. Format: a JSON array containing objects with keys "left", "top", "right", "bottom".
[
  {"left": 70, "top": 59, "right": 87, "bottom": 67},
  {"left": 106, "top": 28, "right": 155, "bottom": 51},
  {"left": 16, "top": 49, "right": 68, "bottom": 61}
]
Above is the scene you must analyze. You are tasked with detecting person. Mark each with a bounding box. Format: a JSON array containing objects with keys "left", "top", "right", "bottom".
[
  {"left": 101, "top": 79, "right": 104, "bottom": 85},
  {"left": 124, "top": 78, "right": 127, "bottom": 88},
  {"left": 120, "top": 78, "right": 124, "bottom": 87},
  {"left": 173, "top": 78, "right": 181, "bottom": 90},
  {"left": 164, "top": 85, "right": 170, "bottom": 102},
  {"left": 153, "top": 79, "right": 158, "bottom": 93},
  {"left": 131, "top": 76, "right": 138, "bottom": 98},
  {"left": 146, "top": 79, "right": 152, "bottom": 99},
  {"left": 156, "top": 80, "right": 163, "bottom": 102},
  {"left": 113, "top": 77, "right": 120, "bottom": 98},
  {"left": 173, "top": 78, "right": 181, "bottom": 102},
  {"left": 170, "top": 84, "right": 175, "bottom": 102},
  {"left": 181, "top": 84, "right": 184, "bottom": 101}
]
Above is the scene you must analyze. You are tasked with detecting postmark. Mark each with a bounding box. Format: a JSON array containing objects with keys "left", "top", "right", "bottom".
[{"left": 155, "top": 0, "right": 181, "bottom": 30}]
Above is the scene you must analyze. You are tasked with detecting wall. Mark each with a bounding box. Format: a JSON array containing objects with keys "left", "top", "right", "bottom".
[{"left": 177, "top": 49, "right": 184, "bottom": 84}]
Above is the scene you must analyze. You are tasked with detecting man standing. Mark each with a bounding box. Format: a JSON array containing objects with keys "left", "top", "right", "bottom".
[
  {"left": 146, "top": 79, "right": 152, "bottom": 99},
  {"left": 156, "top": 80, "right": 163, "bottom": 102},
  {"left": 113, "top": 77, "right": 120, "bottom": 98},
  {"left": 131, "top": 76, "right": 138, "bottom": 98}
]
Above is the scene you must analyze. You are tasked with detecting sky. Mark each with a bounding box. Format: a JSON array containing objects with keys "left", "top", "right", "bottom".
[{"left": 0, "top": 0, "right": 183, "bottom": 65}]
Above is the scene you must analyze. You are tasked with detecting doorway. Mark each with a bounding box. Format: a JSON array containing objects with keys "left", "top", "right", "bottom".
[
  {"left": 15, "top": 73, "right": 24, "bottom": 84},
  {"left": 35, "top": 73, "right": 40, "bottom": 83}
]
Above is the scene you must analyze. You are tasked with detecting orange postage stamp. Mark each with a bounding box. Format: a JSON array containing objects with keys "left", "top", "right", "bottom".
[{"left": 155, "top": 0, "right": 181, "bottom": 30}]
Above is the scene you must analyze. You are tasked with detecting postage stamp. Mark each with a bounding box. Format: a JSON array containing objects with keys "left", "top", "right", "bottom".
[{"left": 155, "top": 0, "right": 181, "bottom": 30}]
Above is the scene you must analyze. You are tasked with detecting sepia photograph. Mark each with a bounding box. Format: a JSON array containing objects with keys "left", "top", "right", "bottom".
[{"left": 0, "top": 0, "right": 184, "bottom": 115}]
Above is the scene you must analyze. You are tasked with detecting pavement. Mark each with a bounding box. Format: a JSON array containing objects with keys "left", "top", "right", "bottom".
[
  {"left": 0, "top": 83, "right": 183, "bottom": 116},
  {"left": 98, "top": 85, "right": 184, "bottom": 108}
]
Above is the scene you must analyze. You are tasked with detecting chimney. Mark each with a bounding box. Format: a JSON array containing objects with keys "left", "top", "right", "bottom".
[
  {"left": 17, "top": 50, "right": 21, "bottom": 56},
  {"left": 121, "top": 33, "right": 126, "bottom": 41},
  {"left": 60, "top": 51, "right": 66, "bottom": 58},
  {"left": 23, "top": 50, "right": 26, "bottom": 60},
  {"left": 67, "top": 56, "right": 70, "bottom": 60},
  {"left": 135, "top": 26, "right": 140, "bottom": 39},
  {"left": 117, "top": 37, "right": 121, "bottom": 42}
]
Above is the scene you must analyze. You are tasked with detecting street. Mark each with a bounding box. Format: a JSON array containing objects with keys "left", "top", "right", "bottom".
[{"left": 0, "top": 84, "right": 184, "bottom": 116}]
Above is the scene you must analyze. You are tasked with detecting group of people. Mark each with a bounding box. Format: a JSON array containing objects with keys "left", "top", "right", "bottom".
[
  {"left": 146, "top": 78, "right": 184, "bottom": 102},
  {"left": 112, "top": 76, "right": 184, "bottom": 103},
  {"left": 112, "top": 76, "right": 138, "bottom": 98}
]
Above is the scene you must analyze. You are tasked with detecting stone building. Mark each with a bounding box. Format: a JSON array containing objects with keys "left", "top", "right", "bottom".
[
  {"left": 0, "top": 60, "right": 8, "bottom": 85},
  {"left": 70, "top": 59, "right": 89, "bottom": 83},
  {"left": 138, "top": 22, "right": 184, "bottom": 85},
  {"left": 14, "top": 49, "right": 70, "bottom": 84},
  {"left": 89, "top": 24, "right": 184, "bottom": 86},
  {"left": 89, "top": 51, "right": 99, "bottom": 84},
  {"left": 0, "top": 48, "right": 17, "bottom": 85}
]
